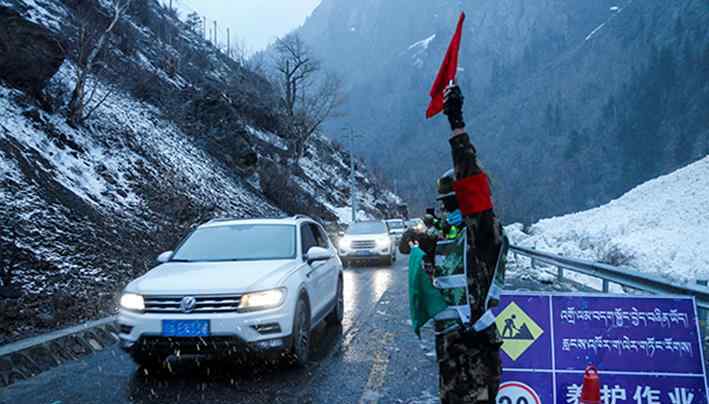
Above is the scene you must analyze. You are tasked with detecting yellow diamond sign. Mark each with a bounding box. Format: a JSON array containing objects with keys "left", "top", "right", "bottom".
[{"left": 495, "top": 301, "right": 543, "bottom": 361}]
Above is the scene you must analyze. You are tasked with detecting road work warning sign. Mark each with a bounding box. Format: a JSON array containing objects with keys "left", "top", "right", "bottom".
[{"left": 494, "top": 293, "right": 709, "bottom": 403}]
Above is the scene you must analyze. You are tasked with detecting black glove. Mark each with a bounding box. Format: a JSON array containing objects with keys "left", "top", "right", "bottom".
[{"left": 443, "top": 84, "right": 465, "bottom": 130}]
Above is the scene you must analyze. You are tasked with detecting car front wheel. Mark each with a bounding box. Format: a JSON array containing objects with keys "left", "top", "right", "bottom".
[
  {"left": 326, "top": 277, "right": 344, "bottom": 325},
  {"left": 288, "top": 296, "right": 311, "bottom": 367}
]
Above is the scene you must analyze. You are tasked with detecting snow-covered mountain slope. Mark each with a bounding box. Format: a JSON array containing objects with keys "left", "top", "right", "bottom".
[
  {"left": 0, "top": 0, "right": 399, "bottom": 342},
  {"left": 509, "top": 155, "right": 709, "bottom": 284}
]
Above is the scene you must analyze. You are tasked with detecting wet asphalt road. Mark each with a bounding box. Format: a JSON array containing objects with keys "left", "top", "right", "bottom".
[{"left": 0, "top": 254, "right": 579, "bottom": 404}]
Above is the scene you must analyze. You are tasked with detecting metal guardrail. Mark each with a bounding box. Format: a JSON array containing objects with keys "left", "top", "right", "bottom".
[{"left": 510, "top": 245, "right": 709, "bottom": 311}]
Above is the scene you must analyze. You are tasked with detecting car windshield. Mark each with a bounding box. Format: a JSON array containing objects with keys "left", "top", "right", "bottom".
[
  {"left": 346, "top": 221, "right": 387, "bottom": 235},
  {"left": 171, "top": 224, "right": 296, "bottom": 262},
  {"left": 386, "top": 220, "right": 405, "bottom": 229}
]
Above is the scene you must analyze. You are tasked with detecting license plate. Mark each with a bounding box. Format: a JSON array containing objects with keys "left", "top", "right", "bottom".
[
  {"left": 162, "top": 320, "right": 210, "bottom": 337},
  {"left": 354, "top": 250, "right": 372, "bottom": 256}
]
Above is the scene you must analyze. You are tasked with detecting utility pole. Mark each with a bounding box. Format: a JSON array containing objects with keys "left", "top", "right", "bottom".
[
  {"left": 202, "top": 17, "right": 206, "bottom": 39},
  {"left": 342, "top": 128, "right": 362, "bottom": 223},
  {"left": 213, "top": 21, "right": 218, "bottom": 48},
  {"left": 227, "top": 27, "right": 231, "bottom": 58}
]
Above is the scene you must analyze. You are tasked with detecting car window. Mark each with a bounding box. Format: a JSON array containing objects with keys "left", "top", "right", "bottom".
[
  {"left": 385, "top": 220, "right": 405, "bottom": 229},
  {"left": 310, "top": 223, "right": 329, "bottom": 248},
  {"left": 171, "top": 224, "right": 296, "bottom": 261},
  {"left": 301, "top": 223, "right": 318, "bottom": 255}
]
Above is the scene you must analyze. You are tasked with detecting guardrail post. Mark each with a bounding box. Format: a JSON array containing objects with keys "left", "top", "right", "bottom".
[
  {"left": 602, "top": 279, "right": 610, "bottom": 293},
  {"left": 531, "top": 258, "right": 536, "bottom": 269},
  {"left": 557, "top": 266, "right": 564, "bottom": 281}
]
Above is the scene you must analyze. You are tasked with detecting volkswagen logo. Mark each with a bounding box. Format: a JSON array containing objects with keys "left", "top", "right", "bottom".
[{"left": 180, "top": 296, "right": 196, "bottom": 313}]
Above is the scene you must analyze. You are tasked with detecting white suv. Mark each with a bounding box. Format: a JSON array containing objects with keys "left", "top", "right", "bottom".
[
  {"left": 117, "top": 216, "right": 343, "bottom": 368},
  {"left": 337, "top": 220, "right": 396, "bottom": 266}
]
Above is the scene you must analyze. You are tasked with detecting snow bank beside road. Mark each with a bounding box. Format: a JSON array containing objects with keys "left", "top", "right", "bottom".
[{"left": 509, "top": 155, "right": 709, "bottom": 284}]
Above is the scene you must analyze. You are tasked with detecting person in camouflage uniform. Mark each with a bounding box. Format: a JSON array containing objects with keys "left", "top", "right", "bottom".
[{"left": 433, "top": 83, "right": 506, "bottom": 403}]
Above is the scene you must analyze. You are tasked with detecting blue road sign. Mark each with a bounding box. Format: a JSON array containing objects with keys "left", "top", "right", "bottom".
[{"left": 494, "top": 293, "right": 708, "bottom": 404}]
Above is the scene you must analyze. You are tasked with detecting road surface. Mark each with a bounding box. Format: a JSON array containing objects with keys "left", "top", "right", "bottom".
[{"left": 0, "top": 254, "right": 578, "bottom": 404}]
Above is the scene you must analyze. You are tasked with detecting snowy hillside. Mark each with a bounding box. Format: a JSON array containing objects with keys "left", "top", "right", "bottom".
[
  {"left": 509, "top": 156, "right": 709, "bottom": 284},
  {"left": 0, "top": 0, "right": 399, "bottom": 343}
]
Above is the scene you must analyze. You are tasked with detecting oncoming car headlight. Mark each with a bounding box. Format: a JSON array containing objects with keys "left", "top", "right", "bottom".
[
  {"left": 376, "top": 237, "right": 391, "bottom": 249},
  {"left": 239, "top": 288, "right": 286, "bottom": 312},
  {"left": 338, "top": 238, "right": 351, "bottom": 250},
  {"left": 120, "top": 293, "right": 145, "bottom": 311}
]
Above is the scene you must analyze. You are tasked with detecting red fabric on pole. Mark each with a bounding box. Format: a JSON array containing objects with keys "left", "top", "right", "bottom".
[
  {"left": 452, "top": 172, "right": 493, "bottom": 215},
  {"left": 426, "top": 12, "right": 466, "bottom": 119}
]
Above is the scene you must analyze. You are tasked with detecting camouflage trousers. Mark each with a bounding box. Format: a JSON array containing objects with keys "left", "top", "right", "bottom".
[{"left": 434, "top": 323, "right": 502, "bottom": 404}]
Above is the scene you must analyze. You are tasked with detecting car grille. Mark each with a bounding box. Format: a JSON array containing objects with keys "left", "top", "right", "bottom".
[
  {"left": 143, "top": 295, "right": 242, "bottom": 314},
  {"left": 351, "top": 240, "right": 376, "bottom": 250}
]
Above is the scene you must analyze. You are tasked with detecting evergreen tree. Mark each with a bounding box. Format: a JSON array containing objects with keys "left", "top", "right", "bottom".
[{"left": 185, "top": 12, "right": 202, "bottom": 34}]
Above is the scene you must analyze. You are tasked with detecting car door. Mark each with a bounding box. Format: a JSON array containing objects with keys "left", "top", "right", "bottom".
[
  {"left": 311, "top": 223, "right": 338, "bottom": 305},
  {"left": 300, "top": 223, "right": 325, "bottom": 317}
]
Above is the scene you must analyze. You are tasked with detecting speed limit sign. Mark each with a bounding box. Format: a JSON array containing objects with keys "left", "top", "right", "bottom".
[{"left": 496, "top": 381, "right": 542, "bottom": 404}]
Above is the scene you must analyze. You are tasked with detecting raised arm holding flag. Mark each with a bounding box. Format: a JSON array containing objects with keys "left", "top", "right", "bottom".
[{"left": 411, "top": 11, "right": 507, "bottom": 404}]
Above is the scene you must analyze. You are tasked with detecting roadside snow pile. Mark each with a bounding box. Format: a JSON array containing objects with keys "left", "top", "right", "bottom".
[{"left": 510, "top": 155, "right": 709, "bottom": 283}]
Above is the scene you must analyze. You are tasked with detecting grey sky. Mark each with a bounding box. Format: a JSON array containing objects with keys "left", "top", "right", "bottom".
[{"left": 176, "top": 0, "right": 322, "bottom": 53}]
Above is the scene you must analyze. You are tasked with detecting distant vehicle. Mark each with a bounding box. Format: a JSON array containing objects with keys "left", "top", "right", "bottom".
[
  {"left": 385, "top": 218, "right": 407, "bottom": 241},
  {"left": 117, "top": 216, "right": 343, "bottom": 368},
  {"left": 337, "top": 220, "right": 396, "bottom": 266},
  {"left": 406, "top": 218, "right": 425, "bottom": 231}
]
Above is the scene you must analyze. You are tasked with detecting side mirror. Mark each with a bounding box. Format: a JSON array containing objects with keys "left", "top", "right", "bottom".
[
  {"left": 305, "top": 246, "right": 333, "bottom": 264},
  {"left": 157, "top": 251, "right": 174, "bottom": 264}
]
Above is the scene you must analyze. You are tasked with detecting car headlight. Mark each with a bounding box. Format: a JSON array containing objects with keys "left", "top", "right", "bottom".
[
  {"left": 120, "top": 293, "right": 145, "bottom": 312},
  {"left": 338, "top": 238, "right": 351, "bottom": 249},
  {"left": 376, "top": 237, "right": 391, "bottom": 249},
  {"left": 239, "top": 288, "right": 286, "bottom": 312}
]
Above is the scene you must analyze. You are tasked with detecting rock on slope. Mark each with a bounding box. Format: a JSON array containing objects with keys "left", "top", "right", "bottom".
[
  {"left": 0, "top": 0, "right": 399, "bottom": 343},
  {"left": 509, "top": 155, "right": 709, "bottom": 284}
]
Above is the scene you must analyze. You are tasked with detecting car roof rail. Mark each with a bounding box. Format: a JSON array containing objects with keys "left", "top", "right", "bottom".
[{"left": 207, "top": 216, "right": 240, "bottom": 223}]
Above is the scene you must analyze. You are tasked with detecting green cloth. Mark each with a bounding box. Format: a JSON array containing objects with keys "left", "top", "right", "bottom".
[{"left": 408, "top": 246, "right": 448, "bottom": 337}]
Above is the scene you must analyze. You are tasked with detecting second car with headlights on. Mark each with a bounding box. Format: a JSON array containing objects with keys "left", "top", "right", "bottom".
[
  {"left": 117, "top": 216, "right": 344, "bottom": 368},
  {"left": 337, "top": 220, "right": 396, "bottom": 266}
]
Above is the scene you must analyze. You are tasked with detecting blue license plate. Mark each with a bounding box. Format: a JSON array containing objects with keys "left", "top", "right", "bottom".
[
  {"left": 162, "top": 320, "right": 210, "bottom": 337},
  {"left": 354, "top": 251, "right": 372, "bottom": 256}
]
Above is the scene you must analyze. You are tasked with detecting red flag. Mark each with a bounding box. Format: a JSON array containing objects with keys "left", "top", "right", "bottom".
[{"left": 426, "top": 12, "right": 466, "bottom": 119}]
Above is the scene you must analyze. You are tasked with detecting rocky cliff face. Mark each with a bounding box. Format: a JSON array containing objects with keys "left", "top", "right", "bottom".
[
  {"left": 0, "top": 0, "right": 399, "bottom": 342},
  {"left": 299, "top": 0, "right": 709, "bottom": 222},
  {"left": 0, "top": 6, "right": 64, "bottom": 98}
]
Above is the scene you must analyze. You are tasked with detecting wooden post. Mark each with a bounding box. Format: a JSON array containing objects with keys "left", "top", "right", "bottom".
[
  {"left": 557, "top": 266, "right": 564, "bottom": 281},
  {"left": 602, "top": 279, "right": 610, "bottom": 293}
]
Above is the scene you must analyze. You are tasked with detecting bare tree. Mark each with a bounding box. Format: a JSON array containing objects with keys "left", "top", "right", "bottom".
[
  {"left": 271, "top": 32, "right": 344, "bottom": 165},
  {"left": 67, "top": 0, "right": 133, "bottom": 127},
  {"left": 231, "top": 36, "right": 250, "bottom": 66}
]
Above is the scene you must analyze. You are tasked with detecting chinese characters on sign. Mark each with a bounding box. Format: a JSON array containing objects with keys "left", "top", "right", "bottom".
[{"left": 493, "top": 293, "right": 708, "bottom": 403}]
